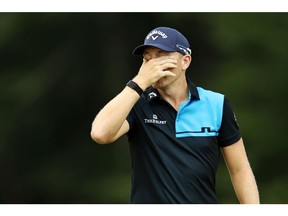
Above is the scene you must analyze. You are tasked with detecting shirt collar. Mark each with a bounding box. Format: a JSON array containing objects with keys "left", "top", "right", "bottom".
[
  {"left": 187, "top": 76, "right": 200, "bottom": 100},
  {"left": 144, "top": 76, "right": 200, "bottom": 102}
]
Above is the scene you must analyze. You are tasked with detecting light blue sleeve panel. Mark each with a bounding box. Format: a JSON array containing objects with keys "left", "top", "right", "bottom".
[{"left": 175, "top": 87, "right": 224, "bottom": 138}]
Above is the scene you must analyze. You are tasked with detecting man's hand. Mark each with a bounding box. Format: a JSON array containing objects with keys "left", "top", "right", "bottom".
[{"left": 133, "top": 56, "right": 177, "bottom": 90}]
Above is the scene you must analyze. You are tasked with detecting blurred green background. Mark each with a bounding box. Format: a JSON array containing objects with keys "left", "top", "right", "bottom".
[{"left": 0, "top": 13, "right": 287, "bottom": 204}]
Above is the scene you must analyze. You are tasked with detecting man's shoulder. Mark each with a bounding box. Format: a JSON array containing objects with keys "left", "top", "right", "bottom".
[{"left": 196, "top": 86, "right": 224, "bottom": 99}]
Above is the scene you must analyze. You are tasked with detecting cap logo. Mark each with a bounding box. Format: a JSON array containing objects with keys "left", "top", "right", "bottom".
[
  {"left": 176, "top": 44, "right": 191, "bottom": 55},
  {"left": 151, "top": 35, "right": 158, "bottom": 40},
  {"left": 146, "top": 30, "right": 168, "bottom": 40}
]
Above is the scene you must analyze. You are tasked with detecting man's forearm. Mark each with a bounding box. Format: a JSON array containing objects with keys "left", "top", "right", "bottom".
[
  {"left": 231, "top": 167, "right": 260, "bottom": 204},
  {"left": 90, "top": 85, "right": 140, "bottom": 144}
]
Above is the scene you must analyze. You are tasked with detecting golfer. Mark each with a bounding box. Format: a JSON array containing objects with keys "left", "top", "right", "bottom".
[{"left": 91, "top": 26, "right": 260, "bottom": 204}]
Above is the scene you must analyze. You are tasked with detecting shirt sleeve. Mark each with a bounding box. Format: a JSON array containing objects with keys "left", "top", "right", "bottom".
[
  {"left": 126, "top": 109, "right": 135, "bottom": 130},
  {"left": 217, "top": 97, "right": 242, "bottom": 147},
  {"left": 126, "top": 107, "right": 137, "bottom": 139}
]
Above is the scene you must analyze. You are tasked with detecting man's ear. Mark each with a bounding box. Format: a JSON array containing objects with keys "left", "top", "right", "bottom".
[{"left": 182, "top": 55, "right": 192, "bottom": 70}]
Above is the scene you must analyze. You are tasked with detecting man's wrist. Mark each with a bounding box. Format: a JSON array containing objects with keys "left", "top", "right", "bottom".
[{"left": 126, "top": 80, "right": 144, "bottom": 96}]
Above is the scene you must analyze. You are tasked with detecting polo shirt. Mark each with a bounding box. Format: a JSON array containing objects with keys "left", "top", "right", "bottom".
[{"left": 126, "top": 77, "right": 241, "bottom": 204}]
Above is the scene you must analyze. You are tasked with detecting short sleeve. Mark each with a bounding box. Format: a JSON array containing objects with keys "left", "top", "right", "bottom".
[
  {"left": 126, "top": 109, "right": 135, "bottom": 128},
  {"left": 126, "top": 108, "right": 137, "bottom": 138},
  {"left": 217, "top": 97, "right": 241, "bottom": 147}
]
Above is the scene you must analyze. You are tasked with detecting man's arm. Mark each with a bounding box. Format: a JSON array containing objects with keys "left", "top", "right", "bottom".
[
  {"left": 90, "top": 56, "right": 177, "bottom": 144},
  {"left": 90, "top": 86, "right": 140, "bottom": 144},
  {"left": 221, "top": 138, "right": 260, "bottom": 204}
]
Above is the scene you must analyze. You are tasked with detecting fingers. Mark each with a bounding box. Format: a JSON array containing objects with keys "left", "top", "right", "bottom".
[
  {"left": 143, "top": 56, "right": 177, "bottom": 64},
  {"left": 162, "top": 70, "right": 176, "bottom": 77},
  {"left": 149, "top": 56, "right": 177, "bottom": 67},
  {"left": 136, "top": 56, "right": 178, "bottom": 88},
  {"left": 143, "top": 56, "right": 177, "bottom": 71}
]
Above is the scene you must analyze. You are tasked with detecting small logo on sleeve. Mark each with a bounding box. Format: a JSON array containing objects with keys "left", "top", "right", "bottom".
[{"left": 233, "top": 112, "right": 240, "bottom": 128}]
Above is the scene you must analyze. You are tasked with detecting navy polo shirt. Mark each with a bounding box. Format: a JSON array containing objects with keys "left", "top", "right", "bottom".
[{"left": 126, "top": 77, "right": 241, "bottom": 204}]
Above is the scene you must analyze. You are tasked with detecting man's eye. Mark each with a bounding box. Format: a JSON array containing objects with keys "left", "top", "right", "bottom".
[{"left": 158, "top": 52, "right": 169, "bottom": 57}]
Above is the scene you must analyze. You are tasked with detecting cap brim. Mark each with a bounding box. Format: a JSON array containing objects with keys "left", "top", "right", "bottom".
[{"left": 132, "top": 44, "right": 176, "bottom": 55}]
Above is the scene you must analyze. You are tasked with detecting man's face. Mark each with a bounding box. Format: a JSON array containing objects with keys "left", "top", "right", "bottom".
[{"left": 143, "top": 47, "right": 186, "bottom": 89}]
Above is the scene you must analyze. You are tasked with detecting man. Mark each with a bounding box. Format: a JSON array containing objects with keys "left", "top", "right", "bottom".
[{"left": 90, "top": 26, "right": 260, "bottom": 204}]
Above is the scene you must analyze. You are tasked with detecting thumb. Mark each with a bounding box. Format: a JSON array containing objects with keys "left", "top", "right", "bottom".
[
  {"left": 139, "top": 58, "right": 148, "bottom": 70},
  {"left": 142, "top": 58, "right": 147, "bottom": 65}
]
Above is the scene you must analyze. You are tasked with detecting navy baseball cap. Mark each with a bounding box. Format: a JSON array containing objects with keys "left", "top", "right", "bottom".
[{"left": 133, "top": 26, "right": 191, "bottom": 56}]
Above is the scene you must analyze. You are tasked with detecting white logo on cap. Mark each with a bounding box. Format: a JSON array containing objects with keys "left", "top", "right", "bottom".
[
  {"left": 151, "top": 35, "right": 158, "bottom": 40},
  {"left": 146, "top": 30, "right": 168, "bottom": 40},
  {"left": 176, "top": 44, "right": 191, "bottom": 55}
]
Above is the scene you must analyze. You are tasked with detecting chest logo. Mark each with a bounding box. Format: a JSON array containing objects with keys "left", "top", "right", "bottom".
[{"left": 144, "top": 114, "right": 167, "bottom": 125}]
